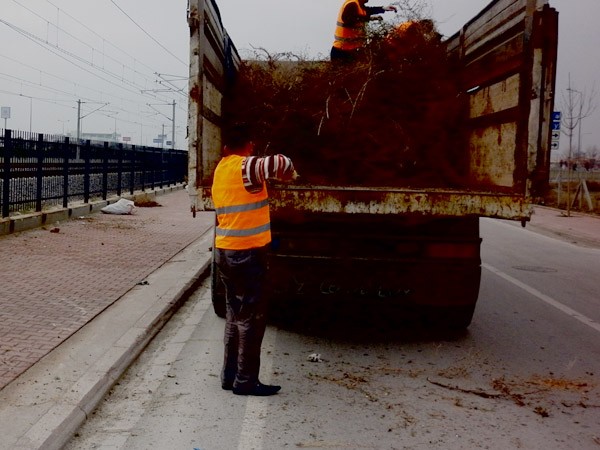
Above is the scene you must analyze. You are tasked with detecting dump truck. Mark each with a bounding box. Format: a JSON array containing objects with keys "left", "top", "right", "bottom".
[{"left": 186, "top": 0, "right": 559, "bottom": 328}]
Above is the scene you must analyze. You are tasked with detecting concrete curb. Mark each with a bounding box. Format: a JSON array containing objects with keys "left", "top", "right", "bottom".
[
  {"left": 0, "top": 229, "right": 213, "bottom": 450},
  {"left": 0, "top": 184, "right": 185, "bottom": 237}
]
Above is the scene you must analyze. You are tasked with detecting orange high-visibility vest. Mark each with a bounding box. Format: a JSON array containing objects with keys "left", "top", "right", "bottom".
[
  {"left": 333, "top": 0, "right": 368, "bottom": 51},
  {"left": 212, "top": 154, "right": 271, "bottom": 250}
]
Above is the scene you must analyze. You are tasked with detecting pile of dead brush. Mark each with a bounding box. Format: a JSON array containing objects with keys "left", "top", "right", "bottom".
[{"left": 224, "top": 20, "right": 468, "bottom": 187}]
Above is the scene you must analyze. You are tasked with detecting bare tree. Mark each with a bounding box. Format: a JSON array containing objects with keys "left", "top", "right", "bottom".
[
  {"left": 560, "top": 74, "right": 597, "bottom": 216},
  {"left": 389, "top": 0, "right": 428, "bottom": 21}
]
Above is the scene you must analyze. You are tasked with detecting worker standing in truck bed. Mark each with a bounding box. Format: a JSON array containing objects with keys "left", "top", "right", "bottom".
[{"left": 331, "top": 0, "right": 397, "bottom": 62}]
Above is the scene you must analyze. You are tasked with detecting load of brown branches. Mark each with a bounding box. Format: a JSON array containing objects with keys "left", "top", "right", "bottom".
[{"left": 223, "top": 19, "right": 468, "bottom": 187}]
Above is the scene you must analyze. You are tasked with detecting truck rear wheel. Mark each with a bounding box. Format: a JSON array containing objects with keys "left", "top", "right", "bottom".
[
  {"left": 211, "top": 259, "right": 226, "bottom": 318},
  {"left": 421, "top": 304, "right": 477, "bottom": 330}
]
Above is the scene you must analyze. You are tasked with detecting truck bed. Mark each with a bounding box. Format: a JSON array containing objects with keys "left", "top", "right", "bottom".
[{"left": 188, "top": 0, "right": 558, "bottom": 222}]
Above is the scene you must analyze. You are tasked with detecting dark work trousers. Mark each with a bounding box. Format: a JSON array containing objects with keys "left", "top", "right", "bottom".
[
  {"left": 330, "top": 46, "right": 361, "bottom": 63},
  {"left": 215, "top": 245, "right": 269, "bottom": 391}
]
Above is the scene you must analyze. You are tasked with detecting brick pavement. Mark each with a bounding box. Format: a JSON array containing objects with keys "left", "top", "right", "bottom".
[{"left": 0, "top": 188, "right": 214, "bottom": 391}]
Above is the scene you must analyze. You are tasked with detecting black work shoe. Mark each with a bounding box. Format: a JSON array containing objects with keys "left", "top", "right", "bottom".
[
  {"left": 232, "top": 382, "right": 281, "bottom": 396},
  {"left": 222, "top": 381, "right": 234, "bottom": 391}
]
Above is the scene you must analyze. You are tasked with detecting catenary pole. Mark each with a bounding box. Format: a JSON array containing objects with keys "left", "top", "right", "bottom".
[{"left": 172, "top": 100, "right": 176, "bottom": 149}]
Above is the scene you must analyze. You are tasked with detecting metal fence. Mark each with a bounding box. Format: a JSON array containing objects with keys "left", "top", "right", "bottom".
[
  {"left": 1, "top": 129, "right": 187, "bottom": 218},
  {"left": 549, "top": 167, "right": 600, "bottom": 183}
]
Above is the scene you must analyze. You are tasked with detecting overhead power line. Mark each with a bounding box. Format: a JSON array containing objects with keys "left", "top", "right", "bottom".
[
  {"left": 13, "top": 0, "right": 156, "bottom": 88},
  {"left": 109, "top": 0, "right": 187, "bottom": 67},
  {"left": 155, "top": 73, "right": 188, "bottom": 98},
  {"left": 0, "top": 52, "right": 146, "bottom": 108},
  {"left": 0, "top": 1, "right": 188, "bottom": 144},
  {"left": 45, "top": 0, "right": 168, "bottom": 78},
  {"left": 8, "top": 0, "right": 187, "bottom": 101},
  {"left": 0, "top": 18, "right": 174, "bottom": 105},
  {"left": 0, "top": 52, "right": 182, "bottom": 115}
]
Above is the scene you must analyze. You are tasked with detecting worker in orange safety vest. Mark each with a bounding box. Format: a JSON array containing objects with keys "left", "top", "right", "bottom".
[
  {"left": 331, "top": 0, "right": 397, "bottom": 62},
  {"left": 212, "top": 123, "right": 297, "bottom": 396}
]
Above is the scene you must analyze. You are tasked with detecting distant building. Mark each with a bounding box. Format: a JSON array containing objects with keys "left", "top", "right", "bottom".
[{"left": 66, "top": 132, "right": 122, "bottom": 143}]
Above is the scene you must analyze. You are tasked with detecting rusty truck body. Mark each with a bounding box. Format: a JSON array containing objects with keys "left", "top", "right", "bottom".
[{"left": 187, "top": 0, "right": 559, "bottom": 328}]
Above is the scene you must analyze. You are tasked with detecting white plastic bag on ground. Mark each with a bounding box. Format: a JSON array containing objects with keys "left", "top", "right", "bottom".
[{"left": 101, "top": 198, "right": 136, "bottom": 215}]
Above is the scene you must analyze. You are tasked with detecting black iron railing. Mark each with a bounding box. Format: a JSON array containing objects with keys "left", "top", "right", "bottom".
[{"left": 1, "top": 129, "right": 187, "bottom": 218}]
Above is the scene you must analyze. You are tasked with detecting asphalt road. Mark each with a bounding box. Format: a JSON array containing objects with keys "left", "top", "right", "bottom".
[{"left": 65, "top": 218, "right": 600, "bottom": 450}]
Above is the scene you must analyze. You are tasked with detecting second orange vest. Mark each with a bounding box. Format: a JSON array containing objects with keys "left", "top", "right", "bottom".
[{"left": 333, "top": 0, "right": 368, "bottom": 51}]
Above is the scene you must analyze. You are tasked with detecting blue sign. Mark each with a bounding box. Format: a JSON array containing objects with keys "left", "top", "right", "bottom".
[
  {"left": 552, "top": 111, "right": 561, "bottom": 121},
  {"left": 552, "top": 121, "right": 561, "bottom": 130}
]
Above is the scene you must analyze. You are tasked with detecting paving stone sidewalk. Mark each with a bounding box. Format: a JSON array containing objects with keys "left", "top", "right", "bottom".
[{"left": 0, "top": 188, "right": 214, "bottom": 391}]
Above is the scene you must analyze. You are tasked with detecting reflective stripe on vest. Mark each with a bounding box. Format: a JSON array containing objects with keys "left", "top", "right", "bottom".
[
  {"left": 215, "top": 198, "right": 269, "bottom": 216},
  {"left": 216, "top": 222, "right": 270, "bottom": 238},
  {"left": 333, "top": 0, "right": 367, "bottom": 51},
  {"left": 212, "top": 154, "right": 271, "bottom": 250}
]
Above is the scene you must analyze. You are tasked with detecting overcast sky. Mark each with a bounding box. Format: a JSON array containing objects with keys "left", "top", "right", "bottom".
[
  {"left": 1, "top": 0, "right": 598, "bottom": 159},
  {"left": 0, "top": 0, "right": 189, "bottom": 147}
]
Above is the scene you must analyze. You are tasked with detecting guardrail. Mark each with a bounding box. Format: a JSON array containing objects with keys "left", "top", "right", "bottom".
[{"left": 1, "top": 129, "right": 187, "bottom": 218}]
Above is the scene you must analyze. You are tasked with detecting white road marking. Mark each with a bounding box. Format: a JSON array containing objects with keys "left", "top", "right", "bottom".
[
  {"left": 237, "top": 327, "right": 277, "bottom": 450},
  {"left": 483, "top": 262, "right": 600, "bottom": 333}
]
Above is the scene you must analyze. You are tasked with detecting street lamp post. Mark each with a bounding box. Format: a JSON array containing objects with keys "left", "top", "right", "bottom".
[
  {"left": 75, "top": 100, "right": 109, "bottom": 158},
  {"left": 172, "top": 99, "right": 176, "bottom": 150},
  {"left": 58, "top": 119, "right": 70, "bottom": 136},
  {"left": 1, "top": 106, "right": 11, "bottom": 130},
  {"left": 578, "top": 113, "right": 583, "bottom": 161},
  {"left": 76, "top": 100, "right": 81, "bottom": 143},
  {"left": 113, "top": 116, "right": 118, "bottom": 142},
  {"left": 146, "top": 100, "right": 176, "bottom": 149}
]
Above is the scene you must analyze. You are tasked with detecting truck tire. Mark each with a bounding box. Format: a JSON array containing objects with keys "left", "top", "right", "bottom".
[
  {"left": 211, "top": 260, "right": 226, "bottom": 318},
  {"left": 421, "top": 304, "right": 476, "bottom": 330}
]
